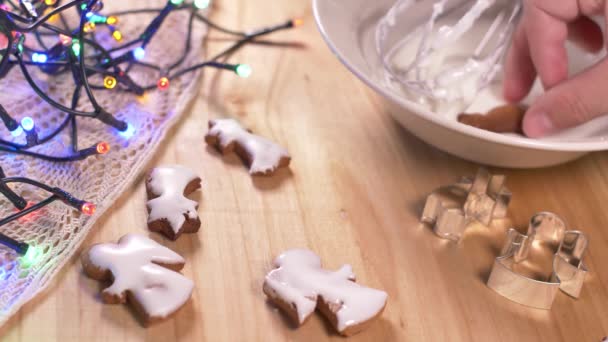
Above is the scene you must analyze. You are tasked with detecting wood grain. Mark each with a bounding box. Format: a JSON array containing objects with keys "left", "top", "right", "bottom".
[{"left": 2, "top": 0, "right": 608, "bottom": 341}]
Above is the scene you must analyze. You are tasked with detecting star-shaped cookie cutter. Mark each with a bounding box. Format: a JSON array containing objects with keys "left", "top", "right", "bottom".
[
  {"left": 421, "top": 168, "right": 511, "bottom": 242},
  {"left": 486, "top": 212, "right": 588, "bottom": 310}
]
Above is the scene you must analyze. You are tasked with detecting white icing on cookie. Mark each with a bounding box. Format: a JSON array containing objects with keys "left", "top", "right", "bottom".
[
  {"left": 87, "top": 234, "right": 194, "bottom": 318},
  {"left": 206, "top": 119, "right": 290, "bottom": 175},
  {"left": 147, "top": 165, "right": 200, "bottom": 234},
  {"left": 264, "top": 249, "right": 388, "bottom": 332}
]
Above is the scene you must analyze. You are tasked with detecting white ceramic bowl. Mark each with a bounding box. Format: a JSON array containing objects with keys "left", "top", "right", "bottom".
[{"left": 313, "top": 0, "right": 608, "bottom": 168}]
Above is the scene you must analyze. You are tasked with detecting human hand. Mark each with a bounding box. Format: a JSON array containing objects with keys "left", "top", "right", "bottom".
[{"left": 504, "top": 0, "right": 607, "bottom": 137}]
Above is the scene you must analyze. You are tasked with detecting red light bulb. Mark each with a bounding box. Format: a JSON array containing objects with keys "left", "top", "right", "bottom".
[
  {"left": 81, "top": 202, "right": 96, "bottom": 216},
  {"left": 96, "top": 142, "right": 110, "bottom": 154},
  {"left": 157, "top": 77, "right": 170, "bottom": 90},
  {"left": 59, "top": 34, "right": 72, "bottom": 46},
  {"left": 14, "top": 202, "right": 36, "bottom": 222}
]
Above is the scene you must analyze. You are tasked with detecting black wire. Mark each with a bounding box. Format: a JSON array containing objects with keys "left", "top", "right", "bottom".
[
  {"left": 0, "top": 0, "right": 299, "bottom": 252},
  {"left": 0, "top": 195, "right": 58, "bottom": 227},
  {"left": 0, "top": 1, "right": 297, "bottom": 162}
]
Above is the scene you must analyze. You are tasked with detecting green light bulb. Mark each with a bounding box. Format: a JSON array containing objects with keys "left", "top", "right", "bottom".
[
  {"left": 72, "top": 39, "right": 81, "bottom": 56},
  {"left": 194, "top": 0, "right": 210, "bottom": 9},
  {"left": 20, "top": 246, "right": 43, "bottom": 268},
  {"left": 235, "top": 64, "right": 252, "bottom": 78},
  {"left": 170, "top": 0, "right": 184, "bottom": 5}
]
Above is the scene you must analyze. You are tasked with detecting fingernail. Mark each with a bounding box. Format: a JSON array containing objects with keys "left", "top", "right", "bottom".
[{"left": 523, "top": 111, "right": 556, "bottom": 138}]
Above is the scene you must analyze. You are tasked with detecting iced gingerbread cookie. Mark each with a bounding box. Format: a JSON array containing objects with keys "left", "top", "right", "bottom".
[
  {"left": 81, "top": 234, "right": 194, "bottom": 325},
  {"left": 205, "top": 118, "right": 291, "bottom": 176},
  {"left": 263, "top": 249, "right": 388, "bottom": 336},
  {"left": 146, "top": 165, "right": 201, "bottom": 240}
]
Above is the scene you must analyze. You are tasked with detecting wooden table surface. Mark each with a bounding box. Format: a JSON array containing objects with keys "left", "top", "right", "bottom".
[{"left": 2, "top": 0, "right": 608, "bottom": 341}]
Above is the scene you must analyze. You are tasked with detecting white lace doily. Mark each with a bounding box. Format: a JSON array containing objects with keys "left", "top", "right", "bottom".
[{"left": 0, "top": 0, "right": 207, "bottom": 325}]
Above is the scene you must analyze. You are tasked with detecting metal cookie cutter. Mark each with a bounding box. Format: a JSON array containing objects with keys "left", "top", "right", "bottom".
[
  {"left": 421, "top": 168, "right": 511, "bottom": 242},
  {"left": 487, "top": 212, "right": 588, "bottom": 309}
]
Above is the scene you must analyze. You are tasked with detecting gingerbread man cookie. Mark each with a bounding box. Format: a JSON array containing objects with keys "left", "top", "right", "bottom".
[
  {"left": 205, "top": 118, "right": 291, "bottom": 176},
  {"left": 146, "top": 165, "right": 201, "bottom": 240},
  {"left": 263, "top": 249, "right": 388, "bottom": 336},
  {"left": 81, "top": 234, "right": 194, "bottom": 325}
]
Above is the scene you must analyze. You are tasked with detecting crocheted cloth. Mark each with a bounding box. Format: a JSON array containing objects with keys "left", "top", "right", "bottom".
[{"left": 0, "top": 0, "right": 207, "bottom": 325}]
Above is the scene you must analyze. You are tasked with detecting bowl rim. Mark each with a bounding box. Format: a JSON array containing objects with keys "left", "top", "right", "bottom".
[{"left": 312, "top": 0, "right": 608, "bottom": 152}]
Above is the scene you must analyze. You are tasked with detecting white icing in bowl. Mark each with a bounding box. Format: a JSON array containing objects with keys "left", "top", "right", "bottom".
[{"left": 313, "top": 0, "right": 608, "bottom": 168}]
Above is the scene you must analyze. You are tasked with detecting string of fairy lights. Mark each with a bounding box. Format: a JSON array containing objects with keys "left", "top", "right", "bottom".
[{"left": 0, "top": 0, "right": 301, "bottom": 261}]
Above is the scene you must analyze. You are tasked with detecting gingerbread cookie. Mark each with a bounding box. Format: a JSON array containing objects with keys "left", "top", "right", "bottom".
[
  {"left": 146, "top": 165, "right": 201, "bottom": 240},
  {"left": 263, "top": 249, "right": 388, "bottom": 336},
  {"left": 458, "top": 104, "right": 527, "bottom": 134},
  {"left": 81, "top": 234, "right": 194, "bottom": 325},
  {"left": 205, "top": 118, "right": 291, "bottom": 176}
]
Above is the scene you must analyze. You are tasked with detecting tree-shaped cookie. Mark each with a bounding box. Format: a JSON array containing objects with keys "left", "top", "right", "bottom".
[
  {"left": 205, "top": 118, "right": 291, "bottom": 176},
  {"left": 146, "top": 165, "right": 201, "bottom": 240},
  {"left": 263, "top": 249, "right": 388, "bottom": 336},
  {"left": 82, "top": 234, "right": 194, "bottom": 325}
]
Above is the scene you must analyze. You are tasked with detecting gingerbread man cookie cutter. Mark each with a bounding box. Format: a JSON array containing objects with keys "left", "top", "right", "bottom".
[
  {"left": 421, "top": 168, "right": 511, "bottom": 242},
  {"left": 487, "top": 212, "right": 588, "bottom": 310}
]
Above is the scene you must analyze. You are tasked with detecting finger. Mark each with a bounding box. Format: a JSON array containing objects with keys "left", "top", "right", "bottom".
[
  {"left": 568, "top": 16, "right": 604, "bottom": 53},
  {"left": 525, "top": 5, "right": 569, "bottom": 89},
  {"left": 577, "top": 0, "right": 606, "bottom": 16},
  {"left": 523, "top": 58, "right": 608, "bottom": 137},
  {"left": 503, "top": 23, "right": 537, "bottom": 102},
  {"left": 605, "top": 0, "right": 608, "bottom": 49}
]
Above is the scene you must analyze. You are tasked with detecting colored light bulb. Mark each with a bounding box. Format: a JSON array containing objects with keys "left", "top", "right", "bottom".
[
  {"left": 103, "top": 76, "right": 117, "bottom": 89},
  {"left": 10, "top": 126, "right": 23, "bottom": 137},
  {"left": 21, "top": 246, "right": 43, "bottom": 268},
  {"left": 133, "top": 47, "right": 145, "bottom": 61},
  {"left": 194, "top": 0, "right": 210, "bottom": 9},
  {"left": 87, "top": 14, "right": 105, "bottom": 24},
  {"left": 72, "top": 39, "right": 81, "bottom": 56},
  {"left": 235, "top": 64, "right": 252, "bottom": 78},
  {"left": 118, "top": 122, "right": 136, "bottom": 139},
  {"left": 293, "top": 18, "right": 304, "bottom": 27},
  {"left": 96, "top": 142, "right": 110, "bottom": 154},
  {"left": 81, "top": 202, "right": 96, "bottom": 216},
  {"left": 32, "top": 52, "right": 48, "bottom": 63},
  {"left": 45, "top": 0, "right": 57, "bottom": 5},
  {"left": 170, "top": 0, "right": 185, "bottom": 5},
  {"left": 112, "top": 30, "right": 123, "bottom": 41},
  {"left": 14, "top": 201, "right": 36, "bottom": 222},
  {"left": 157, "top": 77, "right": 170, "bottom": 90},
  {"left": 59, "top": 34, "right": 72, "bottom": 46},
  {"left": 83, "top": 22, "right": 96, "bottom": 33},
  {"left": 21, "top": 117, "right": 34, "bottom": 131},
  {"left": 106, "top": 16, "right": 118, "bottom": 25}
]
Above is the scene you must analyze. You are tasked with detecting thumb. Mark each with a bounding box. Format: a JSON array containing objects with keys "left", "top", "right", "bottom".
[{"left": 523, "top": 58, "right": 608, "bottom": 138}]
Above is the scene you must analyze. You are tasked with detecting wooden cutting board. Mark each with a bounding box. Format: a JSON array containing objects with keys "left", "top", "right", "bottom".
[{"left": 2, "top": 0, "right": 607, "bottom": 341}]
